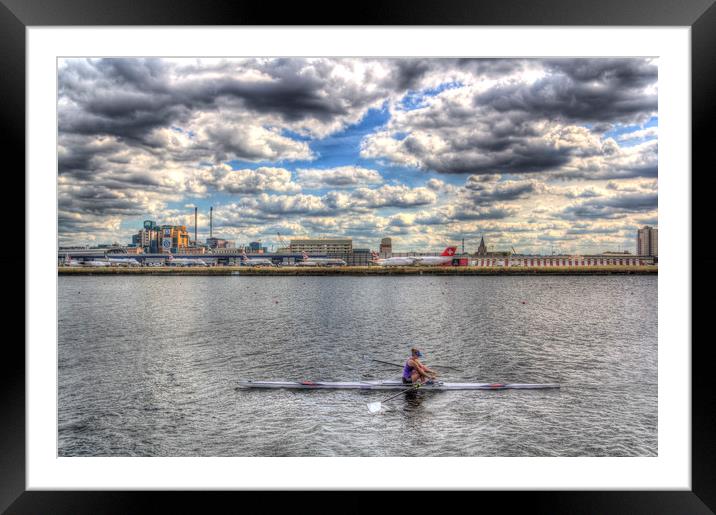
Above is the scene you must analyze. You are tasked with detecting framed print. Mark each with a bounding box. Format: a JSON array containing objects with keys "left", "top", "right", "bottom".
[{"left": 5, "top": 0, "right": 715, "bottom": 512}]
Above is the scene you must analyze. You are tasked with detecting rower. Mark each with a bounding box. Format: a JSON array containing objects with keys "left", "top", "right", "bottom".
[{"left": 402, "top": 348, "right": 438, "bottom": 385}]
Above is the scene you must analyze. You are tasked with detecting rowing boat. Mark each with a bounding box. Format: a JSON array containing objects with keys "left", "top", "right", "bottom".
[{"left": 237, "top": 380, "right": 560, "bottom": 390}]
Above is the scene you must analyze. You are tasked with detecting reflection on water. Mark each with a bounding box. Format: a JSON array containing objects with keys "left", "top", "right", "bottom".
[
  {"left": 59, "top": 275, "right": 657, "bottom": 457},
  {"left": 403, "top": 391, "right": 426, "bottom": 418}
]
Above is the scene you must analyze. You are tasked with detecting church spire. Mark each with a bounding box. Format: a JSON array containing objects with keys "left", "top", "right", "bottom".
[{"left": 477, "top": 235, "right": 487, "bottom": 256}]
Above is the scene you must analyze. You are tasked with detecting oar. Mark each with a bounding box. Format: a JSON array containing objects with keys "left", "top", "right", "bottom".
[
  {"left": 367, "top": 383, "right": 422, "bottom": 413},
  {"left": 365, "top": 356, "right": 464, "bottom": 373}
]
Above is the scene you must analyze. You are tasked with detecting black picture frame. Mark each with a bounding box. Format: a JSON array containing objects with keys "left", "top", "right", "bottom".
[{"left": 5, "top": 0, "right": 714, "bottom": 512}]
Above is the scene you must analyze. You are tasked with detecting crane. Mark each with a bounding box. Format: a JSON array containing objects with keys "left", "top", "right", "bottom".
[{"left": 276, "top": 232, "right": 290, "bottom": 252}]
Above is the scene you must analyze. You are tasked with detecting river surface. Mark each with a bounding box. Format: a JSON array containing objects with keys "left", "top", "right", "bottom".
[{"left": 58, "top": 275, "right": 657, "bottom": 457}]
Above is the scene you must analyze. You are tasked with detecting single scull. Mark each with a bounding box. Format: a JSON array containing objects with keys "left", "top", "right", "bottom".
[{"left": 237, "top": 380, "right": 559, "bottom": 390}]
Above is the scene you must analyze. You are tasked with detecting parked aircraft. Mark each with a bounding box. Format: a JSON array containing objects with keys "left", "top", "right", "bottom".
[
  {"left": 166, "top": 255, "right": 208, "bottom": 267},
  {"left": 296, "top": 251, "right": 347, "bottom": 266},
  {"left": 241, "top": 250, "right": 274, "bottom": 266},
  {"left": 370, "top": 251, "right": 419, "bottom": 266},
  {"left": 63, "top": 254, "right": 82, "bottom": 267},
  {"left": 412, "top": 247, "right": 458, "bottom": 265}
]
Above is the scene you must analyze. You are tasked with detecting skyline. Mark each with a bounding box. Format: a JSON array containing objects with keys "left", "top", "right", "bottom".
[{"left": 58, "top": 57, "right": 658, "bottom": 253}]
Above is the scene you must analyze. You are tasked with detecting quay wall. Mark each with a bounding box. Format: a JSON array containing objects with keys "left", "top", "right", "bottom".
[{"left": 58, "top": 266, "right": 658, "bottom": 276}]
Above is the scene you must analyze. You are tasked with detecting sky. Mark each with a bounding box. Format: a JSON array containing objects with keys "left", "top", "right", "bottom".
[{"left": 58, "top": 57, "right": 657, "bottom": 254}]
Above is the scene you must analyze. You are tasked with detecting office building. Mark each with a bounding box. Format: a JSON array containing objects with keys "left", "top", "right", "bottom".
[
  {"left": 159, "top": 225, "right": 189, "bottom": 252},
  {"left": 347, "top": 248, "right": 372, "bottom": 266},
  {"left": 637, "top": 226, "right": 658, "bottom": 257},
  {"left": 290, "top": 238, "right": 353, "bottom": 254},
  {"left": 133, "top": 228, "right": 159, "bottom": 252},
  {"left": 207, "top": 237, "right": 235, "bottom": 249},
  {"left": 379, "top": 238, "right": 392, "bottom": 258}
]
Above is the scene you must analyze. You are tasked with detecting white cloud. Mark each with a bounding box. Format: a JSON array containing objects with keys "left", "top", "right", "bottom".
[
  {"left": 217, "top": 167, "right": 301, "bottom": 194},
  {"left": 296, "top": 166, "right": 383, "bottom": 188}
]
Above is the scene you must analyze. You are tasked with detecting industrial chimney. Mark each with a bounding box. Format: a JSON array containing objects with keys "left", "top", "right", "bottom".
[
  {"left": 210, "top": 206, "right": 213, "bottom": 238},
  {"left": 194, "top": 207, "right": 198, "bottom": 246}
]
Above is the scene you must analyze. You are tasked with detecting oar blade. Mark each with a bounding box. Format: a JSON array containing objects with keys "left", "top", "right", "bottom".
[{"left": 367, "top": 401, "right": 383, "bottom": 413}]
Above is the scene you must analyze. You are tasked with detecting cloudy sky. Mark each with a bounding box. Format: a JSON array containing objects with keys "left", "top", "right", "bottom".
[{"left": 58, "top": 57, "right": 657, "bottom": 254}]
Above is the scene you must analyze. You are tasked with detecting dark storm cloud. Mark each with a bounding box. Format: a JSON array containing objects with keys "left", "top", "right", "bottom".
[
  {"left": 58, "top": 148, "right": 98, "bottom": 177},
  {"left": 57, "top": 58, "right": 553, "bottom": 147},
  {"left": 363, "top": 58, "right": 657, "bottom": 178},
  {"left": 58, "top": 136, "right": 127, "bottom": 177},
  {"left": 57, "top": 214, "right": 113, "bottom": 236},
  {"left": 58, "top": 184, "right": 151, "bottom": 217},
  {"left": 546, "top": 58, "right": 657, "bottom": 91},
  {"left": 425, "top": 142, "right": 573, "bottom": 175},
  {"left": 390, "top": 59, "right": 522, "bottom": 91},
  {"left": 393, "top": 58, "right": 528, "bottom": 89},
  {"left": 476, "top": 58, "right": 657, "bottom": 124},
  {"left": 390, "top": 59, "right": 434, "bottom": 91},
  {"left": 59, "top": 58, "right": 392, "bottom": 144},
  {"left": 562, "top": 192, "right": 658, "bottom": 220},
  {"left": 463, "top": 177, "right": 538, "bottom": 204}
]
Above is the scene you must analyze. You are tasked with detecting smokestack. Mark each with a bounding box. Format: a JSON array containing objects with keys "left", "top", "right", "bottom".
[
  {"left": 210, "top": 206, "right": 213, "bottom": 238},
  {"left": 194, "top": 207, "right": 198, "bottom": 246}
]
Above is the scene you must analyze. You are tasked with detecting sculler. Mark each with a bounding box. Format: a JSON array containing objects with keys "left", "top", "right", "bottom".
[{"left": 403, "top": 348, "right": 438, "bottom": 385}]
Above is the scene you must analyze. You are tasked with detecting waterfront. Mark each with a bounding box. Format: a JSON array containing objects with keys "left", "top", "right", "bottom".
[
  {"left": 58, "top": 265, "right": 658, "bottom": 276},
  {"left": 58, "top": 275, "right": 657, "bottom": 457}
]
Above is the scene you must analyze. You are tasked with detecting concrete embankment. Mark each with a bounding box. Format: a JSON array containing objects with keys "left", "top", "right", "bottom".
[{"left": 58, "top": 266, "right": 658, "bottom": 276}]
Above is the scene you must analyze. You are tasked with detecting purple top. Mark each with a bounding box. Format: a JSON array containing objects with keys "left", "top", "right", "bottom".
[{"left": 402, "top": 360, "right": 414, "bottom": 380}]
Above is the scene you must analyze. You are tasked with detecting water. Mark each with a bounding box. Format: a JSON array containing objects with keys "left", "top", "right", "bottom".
[{"left": 58, "top": 275, "right": 657, "bottom": 457}]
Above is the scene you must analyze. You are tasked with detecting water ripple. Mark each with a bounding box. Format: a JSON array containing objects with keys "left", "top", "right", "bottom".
[{"left": 59, "top": 275, "right": 657, "bottom": 457}]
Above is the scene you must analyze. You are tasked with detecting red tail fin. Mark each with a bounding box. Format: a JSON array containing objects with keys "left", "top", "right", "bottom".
[{"left": 441, "top": 246, "right": 457, "bottom": 256}]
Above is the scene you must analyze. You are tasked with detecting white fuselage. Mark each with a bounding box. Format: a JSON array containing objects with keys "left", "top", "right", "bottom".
[
  {"left": 413, "top": 255, "right": 454, "bottom": 265},
  {"left": 242, "top": 258, "right": 274, "bottom": 266},
  {"left": 168, "top": 258, "right": 208, "bottom": 266},
  {"left": 108, "top": 258, "right": 141, "bottom": 266},
  {"left": 297, "top": 258, "right": 346, "bottom": 266},
  {"left": 84, "top": 260, "right": 111, "bottom": 267},
  {"left": 372, "top": 256, "right": 418, "bottom": 266}
]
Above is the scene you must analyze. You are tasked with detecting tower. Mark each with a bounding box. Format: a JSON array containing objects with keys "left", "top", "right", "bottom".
[
  {"left": 379, "top": 237, "right": 392, "bottom": 258},
  {"left": 477, "top": 236, "right": 487, "bottom": 256},
  {"left": 637, "top": 226, "right": 658, "bottom": 257}
]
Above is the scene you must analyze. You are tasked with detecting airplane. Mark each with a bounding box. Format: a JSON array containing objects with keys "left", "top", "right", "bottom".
[
  {"left": 83, "top": 257, "right": 111, "bottom": 267},
  {"left": 63, "top": 253, "right": 82, "bottom": 267},
  {"left": 241, "top": 250, "right": 274, "bottom": 266},
  {"left": 296, "top": 251, "right": 347, "bottom": 267},
  {"left": 370, "top": 251, "right": 419, "bottom": 266},
  {"left": 166, "top": 255, "right": 209, "bottom": 267},
  {"left": 412, "top": 246, "right": 458, "bottom": 266},
  {"left": 108, "top": 257, "right": 141, "bottom": 267}
]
